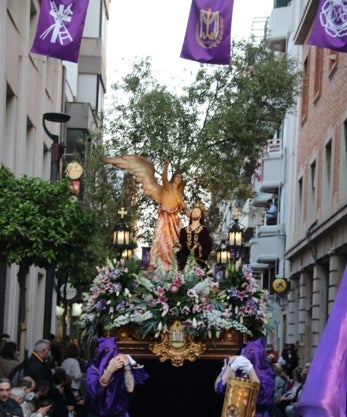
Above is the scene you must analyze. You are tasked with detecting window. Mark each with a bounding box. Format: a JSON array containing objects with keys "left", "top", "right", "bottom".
[
  {"left": 340, "top": 120, "right": 347, "bottom": 197},
  {"left": 313, "top": 48, "right": 323, "bottom": 103},
  {"left": 309, "top": 160, "right": 317, "bottom": 217},
  {"left": 328, "top": 50, "right": 338, "bottom": 77},
  {"left": 325, "top": 139, "right": 332, "bottom": 188},
  {"left": 66, "top": 128, "right": 87, "bottom": 156},
  {"left": 322, "top": 139, "right": 332, "bottom": 209},
  {"left": 274, "top": 0, "right": 291, "bottom": 7},
  {"left": 301, "top": 55, "right": 310, "bottom": 123},
  {"left": 310, "top": 160, "right": 316, "bottom": 191},
  {"left": 297, "top": 176, "right": 303, "bottom": 224},
  {"left": 25, "top": 120, "right": 34, "bottom": 176}
]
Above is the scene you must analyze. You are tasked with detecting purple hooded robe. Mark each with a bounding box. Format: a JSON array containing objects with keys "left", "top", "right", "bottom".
[
  {"left": 241, "top": 338, "right": 275, "bottom": 417},
  {"left": 215, "top": 338, "right": 275, "bottom": 417},
  {"left": 84, "top": 337, "right": 148, "bottom": 417}
]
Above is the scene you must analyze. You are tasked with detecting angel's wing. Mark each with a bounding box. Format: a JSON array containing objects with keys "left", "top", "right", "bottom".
[{"left": 102, "top": 154, "right": 163, "bottom": 204}]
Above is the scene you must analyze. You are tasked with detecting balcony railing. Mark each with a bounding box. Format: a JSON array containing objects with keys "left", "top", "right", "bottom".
[{"left": 266, "top": 138, "right": 281, "bottom": 153}]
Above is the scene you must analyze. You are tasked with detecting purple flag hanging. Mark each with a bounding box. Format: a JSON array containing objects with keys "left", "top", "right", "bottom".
[
  {"left": 180, "top": 0, "right": 234, "bottom": 65},
  {"left": 30, "top": 0, "right": 89, "bottom": 63},
  {"left": 294, "top": 265, "right": 347, "bottom": 417},
  {"left": 307, "top": 0, "right": 347, "bottom": 52}
]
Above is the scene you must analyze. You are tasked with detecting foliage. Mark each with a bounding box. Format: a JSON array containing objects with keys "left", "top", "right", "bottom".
[
  {"left": 59, "top": 132, "right": 140, "bottom": 290},
  {"left": 105, "top": 40, "right": 302, "bottom": 236},
  {"left": 0, "top": 165, "right": 95, "bottom": 269},
  {"left": 78, "top": 255, "right": 272, "bottom": 341}
]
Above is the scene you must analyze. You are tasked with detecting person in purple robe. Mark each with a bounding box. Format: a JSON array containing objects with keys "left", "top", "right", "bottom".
[
  {"left": 215, "top": 338, "right": 275, "bottom": 417},
  {"left": 241, "top": 338, "right": 275, "bottom": 417},
  {"left": 83, "top": 336, "right": 148, "bottom": 417}
]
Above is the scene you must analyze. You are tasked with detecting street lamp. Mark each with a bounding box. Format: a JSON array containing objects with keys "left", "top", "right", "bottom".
[
  {"left": 215, "top": 240, "right": 231, "bottom": 266},
  {"left": 121, "top": 246, "right": 135, "bottom": 260},
  {"left": 113, "top": 207, "right": 136, "bottom": 260},
  {"left": 42, "top": 112, "right": 71, "bottom": 181},
  {"left": 42, "top": 112, "right": 70, "bottom": 339},
  {"left": 214, "top": 240, "right": 230, "bottom": 280},
  {"left": 228, "top": 218, "right": 244, "bottom": 265}
]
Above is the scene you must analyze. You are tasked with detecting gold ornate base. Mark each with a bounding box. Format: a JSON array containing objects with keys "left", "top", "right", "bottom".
[
  {"left": 115, "top": 324, "right": 244, "bottom": 364},
  {"left": 148, "top": 320, "right": 206, "bottom": 367},
  {"left": 221, "top": 377, "right": 260, "bottom": 417}
]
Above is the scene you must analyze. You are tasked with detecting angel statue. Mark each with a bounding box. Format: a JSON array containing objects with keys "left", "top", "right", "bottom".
[{"left": 102, "top": 155, "right": 188, "bottom": 271}]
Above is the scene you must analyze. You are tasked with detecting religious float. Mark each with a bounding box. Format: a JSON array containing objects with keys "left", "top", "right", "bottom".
[{"left": 79, "top": 256, "right": 272, "bottom": 367}]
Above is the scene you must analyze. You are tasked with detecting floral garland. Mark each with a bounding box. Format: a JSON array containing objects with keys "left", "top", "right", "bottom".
[{"left": 78, "top": 255, "right": 272, "bottom": 340}]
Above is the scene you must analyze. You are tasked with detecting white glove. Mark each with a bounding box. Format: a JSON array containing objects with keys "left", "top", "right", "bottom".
[
  {"left": 127, "top": 354, "right": 137, "bottom": 366},
  {"left": 229, "top": 355, "right": 253, "bottom": 373}
]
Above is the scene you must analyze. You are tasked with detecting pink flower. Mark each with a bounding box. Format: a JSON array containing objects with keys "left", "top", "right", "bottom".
[
  {"left": 169, "top": 307, "right": 179, "bottom": 315},
  {"left": 192, "top": 304, "right": 202, "bottom": 313},
  {"left": 199, "top": 295, "right": 209, "bottom": 305},
  {"left": 187, "top": 289, "right": 197, "bottom": 298},
  {"left": 238, "top": 291, "right": 248, "bottom": 300},
  {"left": 173, "top": 274, "right": 184, "bottom": 287},
  {"left": 155, "top": 286, "right": 165, "bottom": 296},
  {"left": 182, "top": 306, "right": 191, "bottom": 315},
  {"left": 157, "top": 295, "right": 168, "bottom": 304},
  {"left": 183, "top": 319, "right": 193, "bottom": 327},
  {"left": 161, "top": 303, "right": 169, "bottom": 316},
  {"left": 204, "top": 303, "right": 214, "bottom": 312},
  {"left": 169, "top": 285, "right": 179, "bottom": 294}
]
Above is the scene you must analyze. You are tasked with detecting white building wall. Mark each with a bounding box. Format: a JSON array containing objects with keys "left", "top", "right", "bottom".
[{"left": 0, "top": 0, "right": 109, "bottom": 354}]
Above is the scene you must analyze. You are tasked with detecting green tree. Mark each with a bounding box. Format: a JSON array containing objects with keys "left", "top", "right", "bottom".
[
  {"left": 105, "top": 39, "right": 301, "bottom": 235},
  {"left": 68, "top": 129, "right": 139, "bottom": 269},
  {"left": 0, "top": 165, "right": 98, "bottom": 340}
]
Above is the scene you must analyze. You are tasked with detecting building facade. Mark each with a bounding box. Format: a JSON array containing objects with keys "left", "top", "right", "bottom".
[
  {"left": 246, "top": 0, "right": 347, "bottom": 364},
  {"left": 288, "top": 0, "right": 347, "bottom": 364},
  {"left": 0, "top": 0, "right": 110, "bottom": 354}
]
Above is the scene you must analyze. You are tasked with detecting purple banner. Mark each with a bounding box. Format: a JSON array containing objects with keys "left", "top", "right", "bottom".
[
  {"left": 30, "top": 0, "right": 89, "bottom": 63},
  {"left": 295, "top": 265, "right": 347, "bottom": 417},
  {"left": 180, "top": 0, "right": 234, "bottom": 65},
  {"left": 307, "top": 0, "right": 347, "bottom": 52}
]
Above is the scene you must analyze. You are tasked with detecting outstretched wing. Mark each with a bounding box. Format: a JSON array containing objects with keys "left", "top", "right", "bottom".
[{"left": 102, "top": 154, "right": 163, "bottom": 204}]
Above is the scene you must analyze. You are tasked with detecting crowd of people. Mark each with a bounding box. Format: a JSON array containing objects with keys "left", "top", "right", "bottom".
[
  {"left": 0, "top": 332, "right": 311, "bottom": 417},
  {"left": 0, "top": 335, "right": 148, "bottom": 417}
]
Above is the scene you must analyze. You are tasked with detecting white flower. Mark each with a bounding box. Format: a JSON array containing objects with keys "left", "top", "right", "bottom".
[{"left": 191, "top": 278, "right": 213, "bottom": 295}]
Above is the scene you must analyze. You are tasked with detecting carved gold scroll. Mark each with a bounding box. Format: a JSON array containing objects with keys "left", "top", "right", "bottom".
[
  {"left": 115, "top": 324, "right": 245, "bottom": 367},
  {"left": 148, "top": 320, "right": 206, "bottom": 367}
]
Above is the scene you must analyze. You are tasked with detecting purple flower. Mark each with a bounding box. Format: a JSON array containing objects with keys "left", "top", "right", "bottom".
[
  {"left": 113, "top": 282, "right": 123, "bottom": 292},
  {"left": 116, "top": 300, "right": 127, "bottom": 311},
  {"left": 95, "top": 299, "right": 107, "bottom": 311}
]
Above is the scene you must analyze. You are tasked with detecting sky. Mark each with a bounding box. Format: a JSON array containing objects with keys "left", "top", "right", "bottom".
[{"left": 106, "top": 0, "right": 273, "bottom": 90}]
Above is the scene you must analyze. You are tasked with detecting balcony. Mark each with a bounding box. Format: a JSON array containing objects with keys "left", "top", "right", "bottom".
[
  {"left": 242, "top": 198, "right": 264, "bottom": 229},
  {"left": 259, "top": 139, "right": 284, "bottom": 194},
  {"left": 294, "top": 0, "right": 318, "bottom": 45},
  {"left": 66, "top": 102, "right": 95, "bottom": 130},
  {"left": 249, "top": 230, "right": 285, "bottom": 268},
  {"left": 267, "top": 5, "right": 291, "bottom": 52}
]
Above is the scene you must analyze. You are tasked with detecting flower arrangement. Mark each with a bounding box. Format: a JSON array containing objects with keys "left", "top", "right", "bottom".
[{"left": 79, "top": 255, "right": 272, "bottom": 340}]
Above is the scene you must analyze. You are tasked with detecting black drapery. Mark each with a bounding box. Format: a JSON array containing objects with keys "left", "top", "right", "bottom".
[{"left": 129, "top": 358, "right": 224, "bottom": 417}]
